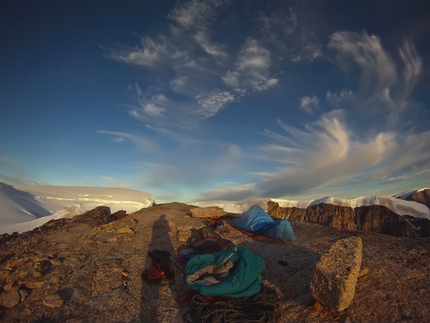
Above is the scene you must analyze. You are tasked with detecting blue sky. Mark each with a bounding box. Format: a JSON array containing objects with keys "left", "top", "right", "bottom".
[{"left": 1, "top": 0, "right": 430, "bottom": 203}]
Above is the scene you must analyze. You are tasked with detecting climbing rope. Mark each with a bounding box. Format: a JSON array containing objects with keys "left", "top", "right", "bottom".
[{"left": 186, "top": 286, "right": 279, "bottom": 323}]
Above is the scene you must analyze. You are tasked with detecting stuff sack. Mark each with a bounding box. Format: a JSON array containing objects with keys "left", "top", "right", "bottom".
[
  {"left": 236, "top": 204, "right": 296, "bottom": 241},
  {"left": 183, "top": 245, "right": 265, "bottom": 298}
]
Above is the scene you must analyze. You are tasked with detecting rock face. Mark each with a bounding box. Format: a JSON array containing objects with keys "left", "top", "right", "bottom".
[
  {"left": 0, "top": 204, "right": 430, "bottom": 322},
  {"left": 268, "top": 201, "right": 429, "bottom": 237},
  {"left": 310, "top": 236, "right": 363, "bottom": 311},
  {"left": 402, "top": 189, "right": 430, "bottom": 209}
]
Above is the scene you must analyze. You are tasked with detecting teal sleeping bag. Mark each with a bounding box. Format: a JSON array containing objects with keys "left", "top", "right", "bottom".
[
  {"left": 183, "top": 245, "right": 265, "bottom": 298},
  {"left": 236, "top": 204, "right": 296, "bottom": 241}
]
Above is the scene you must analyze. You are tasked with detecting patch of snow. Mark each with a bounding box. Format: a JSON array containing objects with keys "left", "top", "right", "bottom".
[
  {"left": 190, "top": 193, "right": 430, "bottom": 220},
  {"left": 0, "top": 183, "right": 155, "bottom": 234},
  {"left": 188, "top": 199, "right": 271, "bottom": 214}
]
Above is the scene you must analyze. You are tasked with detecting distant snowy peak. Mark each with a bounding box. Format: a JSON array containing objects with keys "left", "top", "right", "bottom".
[
  {"left": 392, "top": 188, "right": 430, "bottom": 209},
  {"left": 0, "top": 183, "right": 155, "bottom": 234},
  {"left": 273, "top": 190, "right": 430, "bottom": 219},
  {"left": 0, "top": 183, "right": 51, "bottom": 225},
  {"left": 391, "top": 187, "right": 428, "bottom": 199},
  {"left": 14, "top": 184, "right": 155, "bottom": 214},
  {"left": 191, "top": 188, "right": 430, "bottom": 220}
]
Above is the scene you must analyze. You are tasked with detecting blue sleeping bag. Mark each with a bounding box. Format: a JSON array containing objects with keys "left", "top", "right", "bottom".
[
  {"left": 183, "top": 245, "right": 265, "bottom": 298},
  {"left": 236, "top": 204, "right": 296, "bottom": 241}
]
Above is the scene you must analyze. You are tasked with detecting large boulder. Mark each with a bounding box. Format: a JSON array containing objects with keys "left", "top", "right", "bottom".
[{"left": 310, "top": 236, "right": 362, "bottom": 311}]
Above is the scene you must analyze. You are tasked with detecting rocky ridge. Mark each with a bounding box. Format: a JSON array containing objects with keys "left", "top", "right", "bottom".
[
  {"left": 268, "top": 189, "right": 430, "bottom": 238},
  {"left": 0, "top": 203, "right": 429, "bottom": 322}
]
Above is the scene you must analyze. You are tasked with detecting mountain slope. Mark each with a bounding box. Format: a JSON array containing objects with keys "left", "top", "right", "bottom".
[
  {"left": 0, "top": 183, "right": 51, "bottom": 225},
  {"left": 0, "top": 183, "right": 155, "bottom": 234}
]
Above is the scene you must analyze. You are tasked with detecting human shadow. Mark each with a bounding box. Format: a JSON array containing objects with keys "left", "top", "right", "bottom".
[{"left": 139, "top": 214, "right": 176, "bottom": 322}]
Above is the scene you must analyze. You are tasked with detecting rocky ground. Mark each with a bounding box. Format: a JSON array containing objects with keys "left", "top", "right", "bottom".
[{"left": 0, "top": 202, "right": 429, "bottom": 322}]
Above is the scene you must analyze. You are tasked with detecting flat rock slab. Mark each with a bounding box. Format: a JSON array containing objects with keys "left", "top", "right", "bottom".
[
  {"left": 310, "top": 236, "right": 362, "bottom": 311},
  {"left": 189, "top": 207, "right": 225, "bottom": 219}
]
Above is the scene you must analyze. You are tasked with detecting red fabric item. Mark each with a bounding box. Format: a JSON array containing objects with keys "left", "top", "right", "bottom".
[{"left": 231, "top": 223, "right": 288, "bottom": 244}]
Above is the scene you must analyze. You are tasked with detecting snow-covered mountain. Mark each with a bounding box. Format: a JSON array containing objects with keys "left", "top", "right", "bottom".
[
  {"left": 1, "top": 181, "right": 429, "bottom": 235},
  {"left": 190, "top": 188, "right": 430, "bottom": 219},
  {"left": 0, "top": 183, "right": 155, "bottom": 234}
]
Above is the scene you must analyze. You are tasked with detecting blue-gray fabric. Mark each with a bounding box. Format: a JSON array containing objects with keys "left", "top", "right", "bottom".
[{"left": 235, "top": 204, "right": 296, "bottom": 240}]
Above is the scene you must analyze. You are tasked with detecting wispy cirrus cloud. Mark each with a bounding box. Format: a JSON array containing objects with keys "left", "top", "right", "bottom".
[
  {"left": 107, "top": 0, "right": 283, "bottom": 133},
  {"left": 300, "top": 95, "right": 320, "bottom": 114},
  {"left": 254, "top": 109, "right": 430, "bottom": 198},
  {"left": 328, "top": 32, "right": 423, "bottom": 124},
  {"left": 234, "top": 38, "right": 278, "bottom": 91},
  {"left": 196, "top": 88, "right": 246, "bottom": 118},
  {"left": 259, "top": 5, "right": 322, "bottom": 64},
  {"left": 97, "top": 130, "right": 159, "bottom": 152}
]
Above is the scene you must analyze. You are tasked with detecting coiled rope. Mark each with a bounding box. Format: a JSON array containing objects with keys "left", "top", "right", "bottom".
[{"left": 186, "top": 286, "right": 279, "bottom": 323}]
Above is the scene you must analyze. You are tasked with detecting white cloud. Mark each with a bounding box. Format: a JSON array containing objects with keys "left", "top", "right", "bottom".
[
  {"left": 98, "top": 130, "right": 158, "bottom": 152},
  {"left": 254, "top": 107, "right": 430, "bottom": 198},
  {"left": 396, "top": 39, "right": 422, "bottom": 102},
  {"left": 222, "top": 70, "right": 240, "bottom": 88},
  {"left": 328, "top": 32, "right": 422, "bottom": 109},
  {"left": 107, "top": 0, "right": 291, "bottom": 130},
  {"left": 108, "top": 36, "right": 171, "bottom": 67},
  {"left": 252, "top": 78, "right": 278, "bottom": 92},
  {"left": 300, "top": 95, "right": 320, "bottom": 114},
  {"left": 236, "top": 38, "right": 271, "bottom": 76},
  {"left": 196, "top": 89, "right": 245, "bottom": 118},
  {"left": 198, "top": 183, "right": 257, "bottom": 201},
  {"left": 258, "top": 6, "right": 321, "bottom": 64},
  {"left": 168, "top": 0, "right": 222, "bottom": 29},
  {"left": 170, "top": 75, "right": 189, "bottom": 93},
  {"left": 326, "top": 90, "right": 355, "bottom": 107},
  {"left": 194, "top": 31, "right": 228, "bottom": 60},
  {"left": 232, "top": 38, "right": 279, "bottom": 92},
  {"left": 259, "top": 7, "right": 298, "bottom": 40},
  {"left": 329, "top": 31, "right": 397, "bottom": 93}
]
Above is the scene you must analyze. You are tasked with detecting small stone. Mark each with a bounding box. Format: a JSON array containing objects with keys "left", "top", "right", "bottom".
[
  {"left": 42, "top": 293, "right": 64, "bottom": 308},
  {"left": 314, "top": 301, "right": 324, "bottom": 311},
  {"left": 116, "top": 227, "right": 135, "bottom": 235},
  {"left": 3, "top": 283, "right": 14, "bottom": 291},
  {"left": 22, "top": 281, "right": 43, "bottom": 289},
  {"left": 23, "top": 308, "right": 33, "bottom": 314},
  {"left": 0, "top": 285, "right": 20, "bottom": 308},
  {"left": 50, "top": 260, "right": 62, "bottom": 266},
  {"left": 108, "top": 237, "right": 119, "bottom": 242},
  {"left": 33, "top": 271, "right": 43, "bottom": 278},
  {"left": 11, "top": 257, "right": 29, "bottom": 267},
  {"left": 19, "top": 289, "right": 29, "bottom": 302}
]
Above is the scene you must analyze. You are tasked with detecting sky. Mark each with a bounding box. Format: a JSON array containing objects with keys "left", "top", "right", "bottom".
[{"left": 1, "top": 0, "right": 430, "bottom": 203}]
